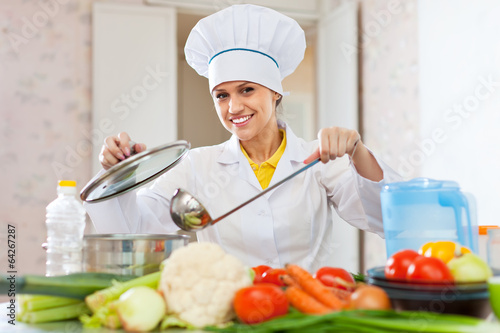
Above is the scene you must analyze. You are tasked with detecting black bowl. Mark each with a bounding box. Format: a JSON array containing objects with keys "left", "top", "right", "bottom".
[{"left": 366, "top": 266, "right": 492, "bottom": 319}]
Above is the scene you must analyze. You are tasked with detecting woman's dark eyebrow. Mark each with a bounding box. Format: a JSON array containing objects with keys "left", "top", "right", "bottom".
[
  {"left": 213, "top": 82, "right": 251, "bottom": 92},
  {"left": 212, "top": 82, "right": 252, "bottom": 93}
]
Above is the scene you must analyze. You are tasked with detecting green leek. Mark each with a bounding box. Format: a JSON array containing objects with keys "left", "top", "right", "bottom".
[
  {"left": 18, "top": 294, "right": 81, "bottom": 312},
  {"left": 18, "top": 301, "right": 90, "bottom": 324},
  {"left": 205, "top": 310, "right": 500, "bottom": 333},
  {"left": 0, "top": 272, "right": 137, "bottom": 299}
]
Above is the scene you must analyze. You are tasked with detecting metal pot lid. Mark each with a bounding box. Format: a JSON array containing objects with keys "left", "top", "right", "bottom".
[{"left": 80, "top": 140, "right": 190, "bottom": 203}]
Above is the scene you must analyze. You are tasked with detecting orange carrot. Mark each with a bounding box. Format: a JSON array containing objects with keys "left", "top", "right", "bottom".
[
  {"left": 326, "top": 286, "right": 352, "bottom": 302},
  {"left": 285, "top": 264, "right": 346, "bottom": 310},
  {"left": 280, "top": 274, "right": 299, "bottom": 288},
  {"left": 285, "top": 286, "right": 332, "bottom": 315}
]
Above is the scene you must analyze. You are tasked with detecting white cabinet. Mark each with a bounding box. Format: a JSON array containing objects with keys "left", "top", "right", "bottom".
[{"left": 92, "top": 3, "right": 177, "bottom": 174}]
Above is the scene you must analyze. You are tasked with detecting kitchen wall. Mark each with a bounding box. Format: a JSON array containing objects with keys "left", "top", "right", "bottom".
[
  {"left": 418, "top": 0, "right": 500, "bottom": 228},
  {"left": 0, "top": 0, "right": 417, "bottom": 277},
  {"left": 0, "top": 0, "right": 143, "bottom": 278},
  {"left": 358, "top": 0, "right": 419, "bottom": 269}
]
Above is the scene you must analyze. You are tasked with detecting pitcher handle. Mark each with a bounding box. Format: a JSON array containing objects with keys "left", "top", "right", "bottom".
[
  {"left": 462, "top": 192, "right": 478, "bottom": 253},
  {"left": 438, "top": 191, "right": 478, "bottom": 253}
]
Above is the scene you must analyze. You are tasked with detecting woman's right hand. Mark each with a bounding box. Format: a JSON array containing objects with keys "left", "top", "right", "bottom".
[{"left": 99, "top": 132, "right": 147, "bottom": 170}]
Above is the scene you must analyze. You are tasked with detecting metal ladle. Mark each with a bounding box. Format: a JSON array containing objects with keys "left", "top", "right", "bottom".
[{"left": 170, "top": 158, "right": 321, "bottom": 231}]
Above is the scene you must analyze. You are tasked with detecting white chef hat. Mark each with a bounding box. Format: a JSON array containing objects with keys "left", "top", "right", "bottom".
[{"left": 184, "top": 4, "right": 306, "bottom": 95}]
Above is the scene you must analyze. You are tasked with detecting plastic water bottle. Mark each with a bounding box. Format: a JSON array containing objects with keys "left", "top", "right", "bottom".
[{"left": 45, "top": 180, "right": 86, "bottom": 276}]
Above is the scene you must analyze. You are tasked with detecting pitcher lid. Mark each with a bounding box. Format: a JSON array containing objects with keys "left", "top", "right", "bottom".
[{"left": 382, "top": 178, "right": 460, "bottom": 192}]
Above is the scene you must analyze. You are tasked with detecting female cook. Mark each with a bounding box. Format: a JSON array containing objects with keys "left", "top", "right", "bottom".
[{"left": 84, "top": 4, "right": 401, "bottom": 272}]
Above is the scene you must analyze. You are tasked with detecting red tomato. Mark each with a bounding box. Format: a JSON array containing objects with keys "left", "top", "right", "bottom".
[
  {"left": 314, "top": 267, "right": 355, "bottom": 290},
  {"left": 385, "top": 249, "right": 421, "bottom": 280},
  {"left": 406, "top": 256, "right": 454, "bottom": 282},
  {"left": 261, "top": 268, "right": 287, "bottom": 286},
  {"left": 251, "top": 265, "right": 271, "bottom": 284},
  {"left": 233, "top": 283, "right": 289, "bottom": 324},
  {"left": 154, "top": 241, "right": 164, "bottom": 252}
]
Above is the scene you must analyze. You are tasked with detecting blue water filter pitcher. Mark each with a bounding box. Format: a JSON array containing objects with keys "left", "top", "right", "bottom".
[{"left": 381, "top": 178, "right": 478, "bottom": 258}]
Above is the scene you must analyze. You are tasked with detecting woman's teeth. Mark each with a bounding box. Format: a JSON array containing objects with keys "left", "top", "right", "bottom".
[{"left": 232, "top": 115, "right": 251, "bottom": 124}]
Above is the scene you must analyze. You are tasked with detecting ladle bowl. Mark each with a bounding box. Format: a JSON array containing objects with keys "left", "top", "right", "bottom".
[
  {"left": 170, "top": 158, "right": 321, "bottom": 232},
  {"left": 170, "top": 188, "right": 212, "bottom": 231}
]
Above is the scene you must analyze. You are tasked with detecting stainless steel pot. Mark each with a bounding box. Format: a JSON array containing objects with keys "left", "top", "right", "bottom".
[{"left": 82, "top": 234, "right": 189, "bottom": 276}]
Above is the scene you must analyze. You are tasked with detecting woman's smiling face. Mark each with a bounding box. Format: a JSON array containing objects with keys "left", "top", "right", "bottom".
[{"left": 212, "top": 81, "right": 281, "bottom": 142}]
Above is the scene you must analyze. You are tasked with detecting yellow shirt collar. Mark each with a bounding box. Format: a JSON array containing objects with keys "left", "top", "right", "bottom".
[{"left": 240, "top": 129, "right": 287, "bottom": 189}]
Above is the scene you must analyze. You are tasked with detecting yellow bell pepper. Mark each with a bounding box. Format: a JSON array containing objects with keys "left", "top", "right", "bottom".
[{"left": 418, "top": 241, "right": 471, "bottom": 263}]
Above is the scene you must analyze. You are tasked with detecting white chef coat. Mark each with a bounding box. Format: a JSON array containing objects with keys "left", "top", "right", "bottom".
[{"left": 84, "top": 122, "right": 401, "bottom": 272}]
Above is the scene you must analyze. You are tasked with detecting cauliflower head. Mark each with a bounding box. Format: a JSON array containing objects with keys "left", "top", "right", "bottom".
[{"left": 159, "top": 242, "right": 252, "bottom": 328}]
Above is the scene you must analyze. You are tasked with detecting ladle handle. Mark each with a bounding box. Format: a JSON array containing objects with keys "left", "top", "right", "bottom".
[{"left": 211, "top": 158, "right": 321, "bottom": 225}]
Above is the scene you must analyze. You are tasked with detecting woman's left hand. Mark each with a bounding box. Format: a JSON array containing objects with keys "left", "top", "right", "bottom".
[{"left": 304, "top": 127, "right": 361, "bottom": 164}]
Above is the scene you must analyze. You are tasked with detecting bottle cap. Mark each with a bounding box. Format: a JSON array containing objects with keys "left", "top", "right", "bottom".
[
  {"left": 58, "top": 180, "right": 77, "bottom": 187},
  {"left": 479, "top": 225, "right": 500, "bottom": 235},
  {"left": 57, "top": 180, "right": 77, "bottom": 195}
]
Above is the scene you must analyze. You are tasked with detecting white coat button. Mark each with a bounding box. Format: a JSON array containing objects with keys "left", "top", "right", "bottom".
[{"left": 258, "top": 210, "right": 266, "bottom": 216}]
